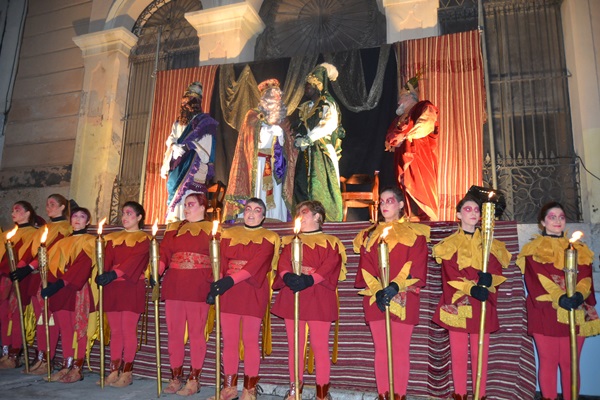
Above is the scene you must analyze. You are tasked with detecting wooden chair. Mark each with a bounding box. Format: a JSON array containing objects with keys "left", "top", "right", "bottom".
[
  {"left": 340, "top": 170, "right": 380, "bottom": 222},
  {"left": 206, "top": 180, "right": 226, "bottom": 221}
]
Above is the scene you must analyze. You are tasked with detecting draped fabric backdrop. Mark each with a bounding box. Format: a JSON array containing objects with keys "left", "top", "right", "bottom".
[
  {"left": 143, "top": 65, "right": 219, "bottom": 223},
  {"left": 395, "top": 30, "right": 486, "bottom": 221}
]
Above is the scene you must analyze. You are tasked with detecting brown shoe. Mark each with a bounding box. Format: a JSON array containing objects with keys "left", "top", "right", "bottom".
[
  {"left": 59, "top": 358, "right": 84, "bottom": 383},
  {"left": 28, "top": 351, "right": 50, "bottom": 376},
  {"left": 176, "top": 368, "right": 201, "bottom": 396},
  {"left": 240, "top": 375, "right": 260, "bottom": 400},
  {"left": 208, "top": 374, "right": 238, "bottom": 400},
  {"left": 47, "top": 357, "right": 72, "bottom": 382},
  {"left": 111, "top": 362, "right": 133, "bottom": 388},
  {"left": 316, "top": 382, "right": 332, "bottom": 400},
  {"left": 97, "top": 358, "right": 122, "bottom": 386},
  {"left": 284, "top": 381, "right": 303, "bottom": 400},
  {"left": 451, "top": 394, "right": 467, "bottom": 400},
  {"left": 0, "top": 347, "right": 21, "bottom": 369},
  {"left": 164, "top": 366, "right": 184, "bottom": 394}
]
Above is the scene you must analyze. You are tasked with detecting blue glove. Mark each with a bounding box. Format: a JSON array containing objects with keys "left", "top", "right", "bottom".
[
  {"left": 470, "top": 286, "right": 489, "bottom": 302},
  {"left": 41, "top": 280, "right": 64, "bottom": 298},
  {"left": 477, "top": 271, "right": 492, "bottom": 287},
  {"left": 95, "top": 271, "right": 117, "bottom": 286},
  {"left": 209, "top": 276, "right": 234, "bottom": 298},
  {"left": 10, "top": 266, "right": 33, "bottom": 282},
  {"left": 558, "top": 292, "right": 584, "bottom": 311},
  {"left": 287, "top": 274, "right": 314, "bottom": 293}
]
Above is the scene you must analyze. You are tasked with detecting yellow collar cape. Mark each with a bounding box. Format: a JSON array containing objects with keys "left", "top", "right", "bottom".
[
  {"left": 31, "top": 220, "right": 72, "bottom": 255},
  {"left": 166, "top": 220, "right": 216, "bottom": 237},
  {"left": 0, "top": 225, "right": 39, "bottom": 261},
  {"left": 281, "top": 231, "right": 347, "bottom": 281},
  {"left": 432, "top": 227, "right": 511, "bottom": 271},
  {"left": 48, "top": 234, "right": 95, "bottom": 276},
  {"left": 353, "top": 218, "right": 430, "bottom": 254},
  {"left": 516, "top": 234, "right": 594, "bottom": 274},
  {"left": 105, "top": 229, "right": 151, "bottom": 247},
  {"left": 222, "top": 225, "right": 281, "bottom": 269}
]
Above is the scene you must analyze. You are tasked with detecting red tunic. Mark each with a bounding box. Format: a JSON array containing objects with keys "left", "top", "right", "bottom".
[
  {"left": 103, "top": 230, "right": 151, "bottom": 313},
  {"left": 354, "top": 220, "right": 429, "bottom": 325},
  {"left": 431, "top": 229, "right": 510, "bottom": 333},
  {"left": 219, "top": 225, "right": 279, "bottom": 318},
  {"left": 271, "top": 232, "right": 345, "bottom": 322},
  {"left": 47, "top": 234, "right": 96, "bottom": 313},
  {"left": 159, "top": 220, "right": 213, "bottom": 303}
]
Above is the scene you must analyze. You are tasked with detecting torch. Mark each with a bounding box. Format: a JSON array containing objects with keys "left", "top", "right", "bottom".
[
  {"left": 150, "top": 220, "right": 162, "bottom": 396},
  {"left": 209, "top": 220, "right": 221, "bottom": 399},
  {"left": 377, "top": 226, "right": 394, "bottom": 397},
  {"left": 474, "top": 192, "right": 495, "bottom": 400},
  {"left": 96, "top": 218, "right": 106, "bottom": 388},
  {"left": 38, "top": 226, "right": 51, "bottom": 380},
  {"left": 565, "top": 231, "right": 583, "bottom": 400},
  {"left": 291, "top": 218, "right": 302, "bottom": 400},
  {"left": 5, "top": 226, "right": 29, "bottom": 372}
]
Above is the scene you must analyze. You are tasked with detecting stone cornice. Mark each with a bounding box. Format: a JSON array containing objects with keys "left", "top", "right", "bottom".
[
  {"left": 73, "top": 27, "right": 138, "bottom": 58},
  {"left": 185, "top": 2, "right": 265, "bottom": 39}
]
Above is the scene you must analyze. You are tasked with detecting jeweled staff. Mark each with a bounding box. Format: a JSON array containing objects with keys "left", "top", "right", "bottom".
[
  {"left": 209, "top": 220, "right": 221, "bottom": 400},
  {"left": 5, "top": 226, "right": 29, "bottom": 373},
  {"left": 291, "top": 218, "right": 302, "bottom": 400},
  {"left": 474, "top": 192, "right": 495, "bottom": 400},
  {"left": 37, "top": 226, "right": 51, "bottom": 381},
  {"left": 150, "top": 219, "right": 162, "bottom": 397},
  {"left": 96, "top": 218, "right": 107, "bottom": 388},
  {"left": 377, "top": 226, "right": 394, "bottom": 398},
  {"left": 564, "top": 231, "right": 583, "bottom": 400}
]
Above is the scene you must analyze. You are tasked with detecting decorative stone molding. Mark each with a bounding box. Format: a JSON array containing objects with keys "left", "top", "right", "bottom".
[
  {"left": 73, "top": 26, "right": 138, "bottom": 57},
  {"left": 185, "top": 2, "right": 265, "bottom": 64},
  {"left": 383, "top": 0, "right": 439, "bottom": 43}
]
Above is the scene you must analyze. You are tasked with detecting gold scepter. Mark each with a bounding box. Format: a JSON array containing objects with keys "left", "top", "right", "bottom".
[
  {"left": 209, "top": 220, "right": 221, "bottom": 400},
  {"left": 96, "top": 218, "right": 107, "bottom": 388},
  {"left": 564, "top": 231, "right": 583, "bottom": 400},
  {"left": 291, "top": 218, "right": 302, "bottom": 400},
  {"left": 37, "top": 226, "right": 51, "bottom": 381},
  {"left": 5, "top": 226, "right": 29, "bottom": 373},
  {"left": 150, "top": 220, "right": 162, "bottom": 397},
  {"left": 474, "top": 193, "right": 495, "bottom": 400},
  {"left": 377, "top": 226, "right": 394, "bottom": 398}
]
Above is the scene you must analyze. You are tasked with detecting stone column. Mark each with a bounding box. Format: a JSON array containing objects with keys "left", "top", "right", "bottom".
[
  {"left": 72, "top": 27, "right": 138, "bottom": 221},
  {"left": 185, "top": 2, "right": 265, "bottom": 65},
  {"left": 383, "top": 0, "right": 439, "bottom": 43}
]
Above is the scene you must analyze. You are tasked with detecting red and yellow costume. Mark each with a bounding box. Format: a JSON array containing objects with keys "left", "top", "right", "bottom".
[
  {"left": 217, "top": 224, "right": 280, "bottom": 392},
  {"left": 354, "top": 218, "right": 430, "bottom": 398},
  {"left": 432, "top": 228, "right": 510, "bottom": 397},
  {"left": 0, "top": 223, "right": 39, "bottom": 361},
  {"left": 159, "top": 220, "right": 214, "bottom": 383},
  {"left": 103, "top": 229, "right": 150, "bottom": 369},
  {"left": 517, "top": 234, "right": 599, "bottom": 400},
  {"left": 271, "top": 231, "right": 346, "bottom": 389}
]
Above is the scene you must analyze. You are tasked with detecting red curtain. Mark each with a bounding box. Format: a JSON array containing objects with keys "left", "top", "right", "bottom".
[
  {"left": 395, "top": 30, "right": 486, "bottom": 221},
  {"left": 143, "top": 65, "right": 219, "bottom": 223}
]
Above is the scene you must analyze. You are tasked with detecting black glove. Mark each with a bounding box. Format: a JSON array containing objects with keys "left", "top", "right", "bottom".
[
  {"left": 209, "top": 276, "right": 235, "bottom": 298},
  {"left": 382, "top": 282, "right": 399, "bottom": 302},
  {"left": 283, "top": 272, "right": 297, "bottom": 288},
  {"left": 206, "top": 293, "right": 216, "bottom": 305},
  {"left": 287, "top": 274, "right": 314, "bottom": 293},
  {"left": 10, "top": 266, "right": 33, "bottom": 282},
  {"left": 41, "top": 280, "right": 64, "bottom": 298},
  {"left": 470, "top": 285, "right": 489, "bottom": 302},
  {"left": 149, "top": 277, "right": 157, "bottom": 288},
  {"left": 375, "top": 290, "right": 387, "bottom": 312},
  {"left": 477, "top": 271, "right": 493, "bottom": 288},
  {"left": 558, "top": 292, "right": 585, "bottom": 311},
  {"left": 95, "top": 271, "right": 118, "bottom": 286}
]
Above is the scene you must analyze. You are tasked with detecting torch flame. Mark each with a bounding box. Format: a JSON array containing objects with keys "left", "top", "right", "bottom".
[
  {"left": 40, "top": 226, "right": 49, "bottom": 244},
  {"left": 294, "top": 217, "right": 301, "bottom": 235},
  {"left": 98, "top": 217, "right": 107, "bottom": 235},
  {"left": 569, "top": 231, "right": 583, "bottom": 243},
  {"left": 212, "top": 220, "right": 219, "bottom": 237},
  {"left": 381, "top": 226, "right": 392, "bottom": 240},
  {"left": 6, "top": 225, "right": 18, "bottom": 240},
  {"left": 152, "top": 219, "right": 159, "bottom": 237}
]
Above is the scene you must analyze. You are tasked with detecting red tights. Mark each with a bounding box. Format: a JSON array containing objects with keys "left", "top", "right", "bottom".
[
  {"left": 221, "top": 312, "right": 261, "bottom": 376},
  {"left": 284, "top": 319, "right": 331, "bottom": 385},
  {"left": 54, "top": 309, "right": 86, "bottom": 359},
  {"left": 107, "top": 311, "right": 140, "bottom": 363},
  {"left": 533, "top": 333, "right": 584, "bottom": 400},
  {"left": 448, "top": 331, "right": 490, "bottom": 396},
  {"left": 369, "top": 320, "right": 414, "bottom": 396},
  {"left": 165, "top": 299, "right": 209, "bottom": 369}
]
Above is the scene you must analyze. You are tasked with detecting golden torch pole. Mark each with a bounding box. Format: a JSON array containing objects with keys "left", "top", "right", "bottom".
[
  {"left": 150, "top": 220, "right": 162, "bottom": 397},
  {"left": 96, "top": 218, "right": 106, "bottom": 388},
  {"left": 209, "top": 220, "right": 221, "bottom": 400},
  {"left": 5, "top": 226, "right": 30, "bottom": 373},
  {"left": 378, "top": 227, "right": 394, "bottom": 398},
  {"left": 291, "top": 218, "right": 303, "bottom": 400},
  {"left": 38, "top": 226, "right": 51, "bottom": 381},
  {"left": 564, "top": 232, "right": 582, "bottom": 400},
  {"left": 474, "top": 198, "right": 495, "bottom": 400}
]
